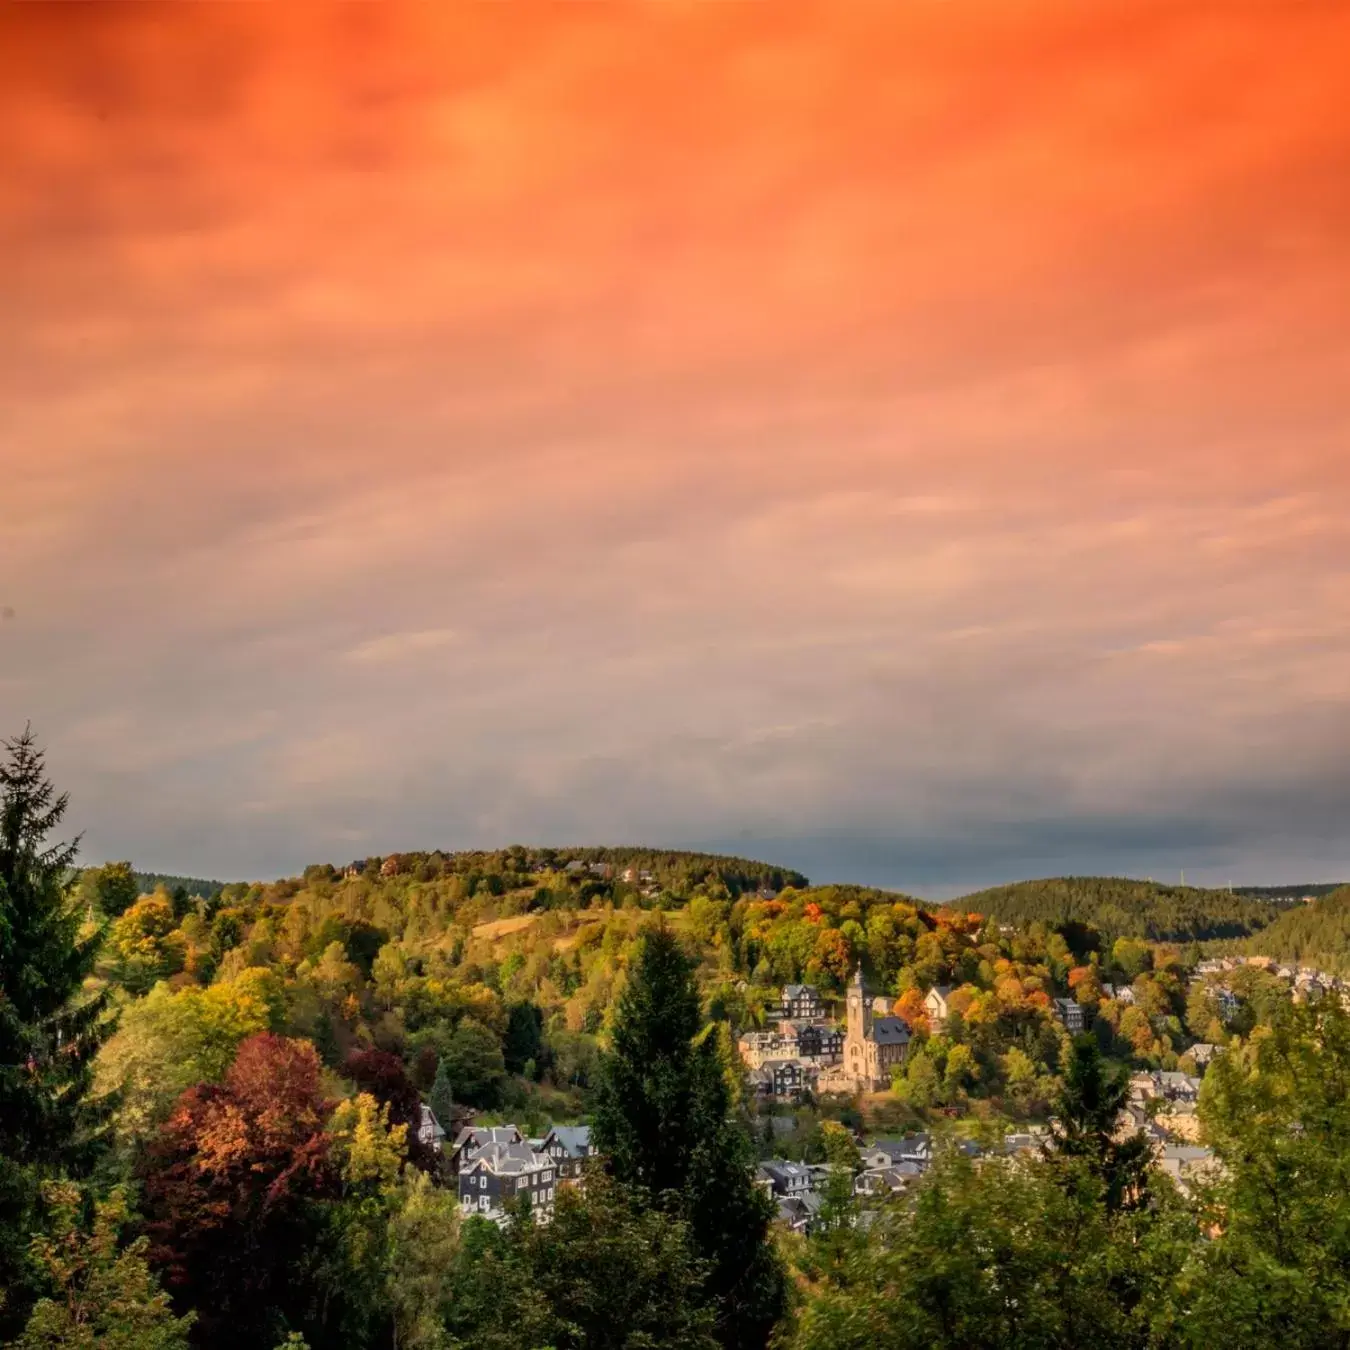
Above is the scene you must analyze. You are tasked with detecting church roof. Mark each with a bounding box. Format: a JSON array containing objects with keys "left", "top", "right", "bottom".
[{"left": 868, "top": 1016, "right": 912, "bottom": 1046}]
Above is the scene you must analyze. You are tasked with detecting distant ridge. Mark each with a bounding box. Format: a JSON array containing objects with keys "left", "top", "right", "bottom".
[
  {"left": 131, "top": 870, "right": 228, "bottom": 901},
  {"left": 949, "top": 874, "right": 1284, "bottom": 943}
]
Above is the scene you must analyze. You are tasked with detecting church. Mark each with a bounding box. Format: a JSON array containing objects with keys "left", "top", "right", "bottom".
[{"left": 818, "top": 966, "right": 912, "bottom": 1093}]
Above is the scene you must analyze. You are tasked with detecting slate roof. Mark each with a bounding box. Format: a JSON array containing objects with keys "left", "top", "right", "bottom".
[
  {"left": 868, "top": 1015, "right": 912, "bottom": 1046},
  {"left": 464, "top": 1141, "right": 552, "bottom": 1177},
  {"left": 546, "top": 1125, "right": 592, "bottom": 1158}
]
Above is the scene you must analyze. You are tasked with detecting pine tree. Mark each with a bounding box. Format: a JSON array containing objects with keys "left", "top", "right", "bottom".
[
  {"left": 1051, "top": 1033, "right": 1151, "bottom": 1212},
  {"left": 0, "top": 727, "right": 111, "bottom": 1334},
  {"left": 429, "top": 1059, "right": 454, "bottom": 1133},
  {"left": 593, "top": 923, "right": 788, "bottom": 1348}
]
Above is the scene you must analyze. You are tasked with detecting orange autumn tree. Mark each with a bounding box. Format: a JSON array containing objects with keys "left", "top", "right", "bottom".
[{"left": 140, "top": 1034, "right": 338, "bottom": 1349}]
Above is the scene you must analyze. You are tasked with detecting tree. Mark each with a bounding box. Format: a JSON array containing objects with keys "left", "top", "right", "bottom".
[
  {"left": 139, "top": 1034, "right": 338, "bottom": 1348},
  {"left": 385, "top": 1170, "right": 461, "bottom": 1350},
  {"left": 440, "top": 1018, "right": 505, "bottom": 1108},
  {"left": 593, "top": 924, "right": 788, "bottom": 1348},
  {"left": 512, "top": 1170, "right": 718, "bottom": 1350},
  {"left": 1050, "top": 1034, "right": 1152, "bottom": 1213},
  {"left": 0, "top": 728, "right": 110, "bottom": 1334},
  {"left": 1178, "top": 998, "right": 1350, "bottom": 1348},
  {"left": 94, "top": 968, "right": 284, "bottom": 1161},
  {"left": 502, "top": 1000, "right": 545, "bottom": 1077},
  {"left": 792, "top": 1148, "right": 1191, "bottom": 1350},
  {"left": 76, "top": 861, "right": 140, "bottom": 919},
  {"left": 16, "top": 1182, "right": 193, "bottom": 1350},
  {"left": 428, "top": 1061, "right": 454, "bottom": 1133},
  {"left": 103, "top": 893, "right": 187, "bottom": 995},
  {"left": 344, "top": 1048, "right": 437, "bottom": 1172}
]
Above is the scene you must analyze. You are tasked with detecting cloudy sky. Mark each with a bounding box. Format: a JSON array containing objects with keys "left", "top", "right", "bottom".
[{"left": 2, "top": 2, "right": 1348, "bottom": 896}]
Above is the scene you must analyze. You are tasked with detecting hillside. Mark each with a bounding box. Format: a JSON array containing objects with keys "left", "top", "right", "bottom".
[
  {"left": 1244, "top": 885, "right": 1350, "bottom": 973},
  {"left": 954, "top": 875, "right": 1284, "bottom": 944}
]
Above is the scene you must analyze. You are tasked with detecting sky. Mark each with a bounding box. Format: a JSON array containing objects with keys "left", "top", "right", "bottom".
[{"left": 2, "top": 2, "right": 1348, "bottom": 898}]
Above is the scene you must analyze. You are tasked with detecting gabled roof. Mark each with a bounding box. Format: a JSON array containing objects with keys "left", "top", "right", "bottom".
[
  {"left": 544, "top": 1124, "right": 592, "bottom": 1157},
  {"left": 452, "top": 1124, "right": 523, "bottom": 1157},
  {"left": 782, "top": 984, "right": 818, "bottom": 1000},
  {"left": 463, "top": 1141, "right": 553, "bottom": 1177}
]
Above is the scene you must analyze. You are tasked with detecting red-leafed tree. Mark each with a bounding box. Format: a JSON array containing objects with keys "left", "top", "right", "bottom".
[
  {"left": 343, "top": 1047, "right": 437, "bottom": 1172},
  {"left": 140, "top": 1033, "right": 338, "bottom": 1348}
]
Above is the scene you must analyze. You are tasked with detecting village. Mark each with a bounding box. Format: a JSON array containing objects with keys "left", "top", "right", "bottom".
[{"left": 435, "top": 959, "right": 1298, "bottom": 1232}]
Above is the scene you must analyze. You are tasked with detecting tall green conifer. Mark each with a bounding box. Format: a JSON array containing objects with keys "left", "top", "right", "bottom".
[
  {"left": 593, "top": 923, "right": 788, "bottom": 1349},
  {"left": 0, "top": 727, "right": 111, "bottom": 1332}
]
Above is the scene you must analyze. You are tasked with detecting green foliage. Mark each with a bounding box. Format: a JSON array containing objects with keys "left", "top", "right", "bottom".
[
  {"left": 959, "top": 876, "right": 1283, "bottom": 943},
  {"left": 1051, "top": 1035, "right": 1152, "bottom": 1212},
  {"left": 74, "top": 861, "right": 140, "bottom": 919},
  {"left": 793, "top": 1148, "right": 1192, "bottom": 1350},
  {"left": 594, "top": 924, "right": 789, "bottom": 1349},
  {"left": 434, "top": 1172, "right": 716, "bottom": 1350},
  {"left": 0, "top": 729, "right": 111, "bottom": 1335},
  {"left": 440, "top": 1017, "right": 506, "bottom": 1108},
  {"left": 1239, "top": 884, "right": 1350, "bottom": 973},
  {"left": 428, "top": 1060, "right": 454, "bottom": 1129},
  {"left": 1179, "top": 997, "right": 1350, "bottom": 1348},
  {"left": 17, "top": 1182, "right": 193, "bottom": 1350}
]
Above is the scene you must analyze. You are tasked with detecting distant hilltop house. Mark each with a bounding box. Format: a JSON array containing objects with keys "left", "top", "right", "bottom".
[
  {"left": 818, "top": 967, "right": 911, "bottom": 1093},
  {"left": 924, "top": 985, "right": 954, "bottom": 1030},
  {"left": 1054, "top": 998, "right": 1086, "bottom": 1033}
]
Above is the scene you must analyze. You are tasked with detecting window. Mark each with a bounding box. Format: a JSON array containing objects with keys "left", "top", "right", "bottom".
[
  {"left": 542, "top": 1170, "right": 552, "bottom": 1183},
  {"left": 518, "top": 1177, "right": 527, "bottom": 1191},
  {"left": 479, "top": 1196, "right": 489, "bottom": 1212}
]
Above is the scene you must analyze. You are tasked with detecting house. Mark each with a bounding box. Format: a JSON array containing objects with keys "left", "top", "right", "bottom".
[
  {"left": 855, "top": 1162, "right": 922, "bottom": 1196},
  {"left": 924, "top": 985, "right": 954, "bottom": 1030},
  {"left": 817, "top": 968, "right": 911, "bottom": 1092},
  {"left": 795, "top": 1023, "right": 844, "bottom": 1063},
  {"left": 448, "top": 1124, "right": 523, "bottom": 1174},
  {"left": 749, "top": 1060, "right": 809, "bottom": 1101},
  {"left": 860, "top": 1134, "right": 930, "bottom": 1171},
  {"left": 1158, "top": 1143, "right": 1219, "bottom": 1194},
  {"left": 539, "top": 1124, "right": 593, "bottom": 1179},
  {"left": 1054, "top": 998, "right": 1086, "bottom": 1032},
  {"left": 458, "top": 1141, "right": 557, "bottom": 1220},
  {"left": 779, "top": 984, "right": 824, "bottom": 1022},
  {"left": 417, "top": 1104, "right": 447, "bottom": 1150},
  {"left": 1214, "top": 988, "right": 1240, "bottom": 1021},
  {"left": 774, "top": 1192, "right": 822, "bottom": 1233},
  {"left": 757, "top": 1159, "right": 814, "bottom": 1200},
  {"left": 1187, "top": 1043, "right": 1220, "bottom": 1069},
  {"left": 1157, "top": 1072, "right": 1201, "bottom": 1105},
  {"left": 739, "top": 1028, "right": 798, "bottom": 1068}
]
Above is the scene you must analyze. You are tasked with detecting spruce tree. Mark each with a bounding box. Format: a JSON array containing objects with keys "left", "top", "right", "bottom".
[
  {"left": 0, "top": 727, "right": 111, "bottom": 1332},
  {"left": 593, "top": 923, "right": 788, "bottom": 1348},
  {"left": 1051, "top": 1033, "right": 1152, "bottom": 1212}
]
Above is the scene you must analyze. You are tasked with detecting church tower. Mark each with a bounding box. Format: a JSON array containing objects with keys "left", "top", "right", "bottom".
[{"left": 847, "top": 965, "right": 871, "bottom": 1039}]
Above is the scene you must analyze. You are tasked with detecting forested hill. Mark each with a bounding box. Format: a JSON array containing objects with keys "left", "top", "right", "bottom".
[
  {"left": 953, "top": 876, "right": 1284, "bottom": 943},
  {"left": 323, "top": 846, "right": 808, "bottom": 898},
  {"left": 1243, "top": 885, "right": 1350, "bottom": 973},
  {"left": 133, "top": 871, "right": 228, "bottom": 901}
]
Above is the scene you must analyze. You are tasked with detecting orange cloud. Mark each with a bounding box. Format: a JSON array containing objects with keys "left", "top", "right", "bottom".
[{"left": 0, "top": 2, "right": 1346, "bottom": 887}]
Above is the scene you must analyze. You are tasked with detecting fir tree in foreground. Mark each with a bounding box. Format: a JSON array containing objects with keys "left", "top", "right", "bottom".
[
  {"left": 0, "top": 727, "right": 111, "bottom": 1335},
  {"left": 592, "top": 922, "right": 789, "bottom": 1349}
]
